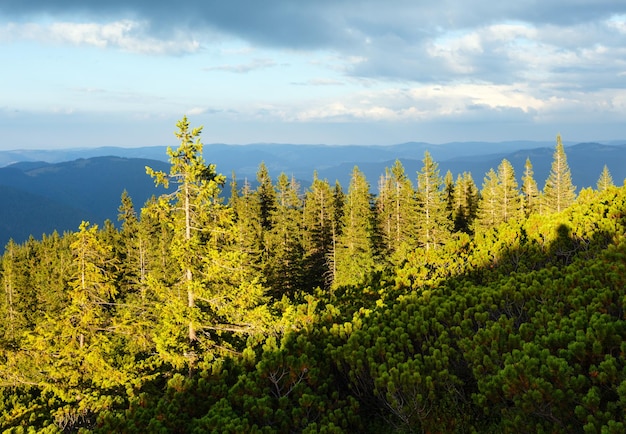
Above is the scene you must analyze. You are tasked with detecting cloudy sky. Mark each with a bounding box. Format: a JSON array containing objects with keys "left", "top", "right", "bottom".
[{"left": 1, "top": 1, "right": 626, "bottom": 149}]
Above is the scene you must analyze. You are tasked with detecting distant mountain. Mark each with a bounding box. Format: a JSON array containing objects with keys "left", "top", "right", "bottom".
[
  {"left": 0, "top": 141, "right": 625, "bottom": 247},
  {"left": 0, "top": 156, "right": 168, "bottom": 246},
  {"left": 0, "top": 184, "right": 91, "bottom": 245},
  {"left": 316, "top": 142, "right": 626, "bottom": 191}
]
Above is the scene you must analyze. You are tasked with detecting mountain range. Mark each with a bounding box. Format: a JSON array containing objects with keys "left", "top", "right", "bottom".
[{"left": 0, "top": 141, "right": 625, "bottom": 247}]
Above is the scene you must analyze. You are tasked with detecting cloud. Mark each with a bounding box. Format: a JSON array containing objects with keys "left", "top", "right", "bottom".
[
  {"left": 2, "top": 2, "right": 626, "bottom": 85},
  {"left": 0, "top": 20, "right": 200, "bottom": 54},
  {"left": 2, "top": 0, "right": 626, "bottom": 145},
  {"left": 203, "top": 58, "right": 277, "bottom": 73}
]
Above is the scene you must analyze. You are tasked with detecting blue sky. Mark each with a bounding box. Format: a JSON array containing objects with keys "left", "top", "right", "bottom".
[{"left": 1, "top": 1, "right": 626, "bottom": 149}]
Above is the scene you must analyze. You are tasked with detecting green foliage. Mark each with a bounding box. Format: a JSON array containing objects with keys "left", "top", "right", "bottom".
[
  {"left": 375, "top": 160, "right": 417, "bottom": 262},
  {"left": 543, "top": 134, "right": 576, "bottom": 214},
  {"left": 522, "top": 157, "right": 539, "bottom": 216},
  {"left": 597, "top": 165, "right": 615, "bottom": 192},
  {"left": 415, "top": 151, "right": 450, "bottom": 250},
  {"left": 334, "top": 167, "right": 377, "bottom": 288},
  {"left": 3, "top": 122, "right": 626, "bottom": 432}
]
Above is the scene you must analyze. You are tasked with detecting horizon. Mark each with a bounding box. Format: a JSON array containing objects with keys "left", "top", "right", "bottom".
[
  {"left": 2, "top": 2, "right": 626, "bottom": 149},
  {"left": 2, "top": 138, "right": 626, "bottom": 154}
]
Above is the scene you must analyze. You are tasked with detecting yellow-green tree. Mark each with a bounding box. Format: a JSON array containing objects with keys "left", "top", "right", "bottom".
[
  {"left": 596, "top": 165, "right": 614, "bottom": 192},
  {"left": 416, "top": 152, "right": 450, "bottom": 250},
  {"left": 146, "top": 117, "right": 268, "bottom": 367},
  {"left": 334, "top": 167, "right": 376, "bottom": 287},
  {"left": 543, "top": 134, "right": 576, "bottom": 213}
]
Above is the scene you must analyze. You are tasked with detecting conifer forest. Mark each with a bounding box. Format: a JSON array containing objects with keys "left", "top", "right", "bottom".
[{"left": 2, "top": 117, "right": 626, "bottom": 433}]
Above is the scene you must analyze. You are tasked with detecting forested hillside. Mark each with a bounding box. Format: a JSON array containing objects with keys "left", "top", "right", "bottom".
[
  {"left": 1, "top": 118, "right": 626, "bottom": 433},
  {"left": 0, "top": 157, "right": 169, "bottom": 246}
]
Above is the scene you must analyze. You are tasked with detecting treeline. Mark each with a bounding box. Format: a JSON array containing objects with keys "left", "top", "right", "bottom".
[{"left": 0, "top": 117, "right": 625, "bottom": 432}]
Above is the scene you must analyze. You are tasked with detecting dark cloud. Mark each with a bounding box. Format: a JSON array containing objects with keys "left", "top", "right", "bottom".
[
  {"left": 3, "top": 1, "right": 624, "bottom": 47},
  {"left": 2, "top": 1, "right": 626, "bottom": 88}
]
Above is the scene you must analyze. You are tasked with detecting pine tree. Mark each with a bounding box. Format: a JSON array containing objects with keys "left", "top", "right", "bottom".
[
  {"left": 146, "top": 117, "right": 268, "bottom": 367},
  {"left": 265, "top": 173, "right": 304, "bottom": 298},
  {"left": 0, "top": 240, "right": 28, "bottom": 344},
  {"left": 334, "top": 167, "right": 376, "bottom": 287},
  {"left": 521, "top": 157, "right": 539, "bottom": 216},
  {"left": 452, "top": 172, "right": 478, "bottom": 233},
  {"left": 375, "top": 160, "right": 417, "bottom": 260},
  {"left": 596, "top": 165, "right": 614, "bottom": 191},
  {"left": 302, "top": 173, "right": 336, "bottom": 290},
  {"left": 255, "top": 162, "right": 277, "bottom": 232},
  {"left": 415, "top": 152, "right": 449, "bottom": 250},
  {"left": 67, "top": 221, "right": 118, "bottom": 350},
  {"left": 146, "top": 116, "right": 225, "bottom": 350},
  {"left": 444, "top": 170, "right": 455, "bottom": 222},
  {"left": 117, "top": 191, "right": 147, "bottom": 293},
  {"left": 496, "top": 159, "right": 521, "bottom": 223},
  {"left": 19, "top": 222, "right": 122, "bottom": 399},
  {"left": 231, "top": 177, "right": 263, "bottom": 266},
  {"left": 543, "top": 134, "right": 576, "bottom": 213},
  {"left": 475, "top": 168, "right": 499, "bottom": 231}
]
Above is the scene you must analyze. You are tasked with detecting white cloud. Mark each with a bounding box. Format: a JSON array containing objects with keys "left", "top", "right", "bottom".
[
  {"left": 203, "top": 58, "right": 277, "bottom": 73},
  {"left": 0, "top": 20, "right": 201, "bottom": 55}
]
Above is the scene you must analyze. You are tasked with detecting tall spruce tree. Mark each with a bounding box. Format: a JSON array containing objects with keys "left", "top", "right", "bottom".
[
  {"left": 543, "top": 134, "right": 576, "bottom": 213},
  {"left": 265, "top": 173, "right": 304, "bottom": 298},
  {"left": 496, "top": 159, "right": 521, "bottom": 223},
  {"left": 475, "top": 168, "right": 499, "bottom": 231},
  {"left": 255, "top": 162, "right": 277, "bottom": 232},
  {"left": 452, "top": 172, "right": 478, "bottom": 233},
  {"left": 146, "top": 117, "right": 267, "bottom": 367},
  {"left": 302, "top": 173, "right": 336, "bottom": 290},
  {"left": 415, "top": 152, "right": 449, "bottom": 250},
  {"left": 376, "top": 160, "right": 417, "bottom": 260},
  {"left": 334, "top": 167, "right": 376, "bottom": 287},
  {"left": 521, "top": 157, "right": 539, "bottom": 216}
]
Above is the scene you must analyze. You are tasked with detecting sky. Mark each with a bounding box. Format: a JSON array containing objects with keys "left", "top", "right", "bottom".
[{"left": 1, "top": 1, "right": 626, "bottom": 149}]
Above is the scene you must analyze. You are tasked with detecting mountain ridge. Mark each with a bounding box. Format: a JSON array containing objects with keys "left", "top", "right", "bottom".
[{"left": 1, "top": 141, "right": 625, "bottom": 246}]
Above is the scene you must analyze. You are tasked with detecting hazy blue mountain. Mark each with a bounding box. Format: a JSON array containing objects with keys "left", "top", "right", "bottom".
[
  {"left": 316, "top": 143, "right": 626, "bottom": 191},
  {"left": 0, "top": 141, "right": 625, "bottom": 246},
  {"left": 0, "top": 184, "right": 92, "bottom": 246},
  {"left": 0, "top": 156, "right": 168, "bottom": 246}
]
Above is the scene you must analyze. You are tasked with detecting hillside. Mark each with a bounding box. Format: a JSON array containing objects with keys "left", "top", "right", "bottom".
[{"left": 0, "top": 156, "right": 168, "bottom": 246}]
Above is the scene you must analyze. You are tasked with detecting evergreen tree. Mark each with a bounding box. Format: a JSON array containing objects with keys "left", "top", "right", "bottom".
[
  {"left": 444, "top": 170, "right": 455, "bottom": 222},
  {"left": 452, "top": 172, "right": 478, "bottom": 233},
  {"left": 302, "top": 172, "right": 344, "bottom": 290},
  {"left": 231, "top": 177, "right": 264, "bottom": 267},
  {"left": 329, "top": 180, "right": 345, "bottom": 286},
  {"left": 543, "top": 134, "right": 576, "bottom": 213},
  {"left": 302, "top": 173, "right": 336, "bottom": 290},
  {"left": 415, "top": 152, "right": 449, "bottom": 250},
  {"left": 0, "top": 240, "right": 28, "bottom": 345},
  {"left": 596, "top": 165, "right": 615, "bottom": 191},
  {"left": 475, "top": 168, "right": 499, "bottom": 231},
  {"left": 146, "top": 117, "right": 267, "bottom": 367},
  {"left": 117, "top": 191, "right": 146, "bottom": 293},
  {"left": 67, "top": 222, "right": 118, "bottom": 350},
  {"left": 18, "top": 222, "right": 122, "bottom": 404},
  {"left": 265, "top": 173, "right": 304, "bottom": 298},
  {"left": 334, "top": 167, "right": 376, "bottom": 287},
  {"left": 375, "top": 160, "right": 417, "bottom": 260},
  {"left": 521, "top": 157, "right": 539, "bottom": 216},
  {"left": 255, "top": 162, "right": 277, "bottom": 232},
  {"left": 496, "top": 159, "right": 521, "bottom": 223}
]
